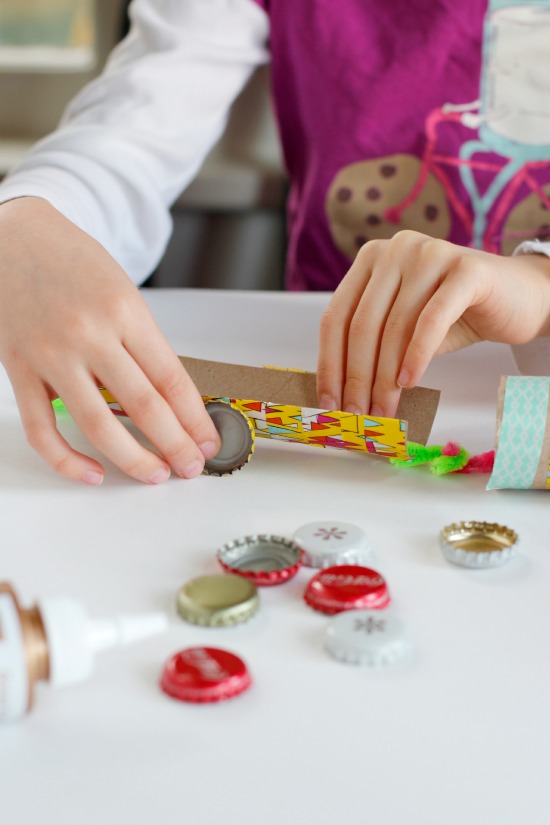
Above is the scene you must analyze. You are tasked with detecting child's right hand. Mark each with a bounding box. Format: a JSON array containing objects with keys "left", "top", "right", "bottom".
[
  {"left": 0, "top": 197, "right": 221, "bottom": 485},
  {"left": 317, "top": 231, "right": 550, "bottom": 419}
]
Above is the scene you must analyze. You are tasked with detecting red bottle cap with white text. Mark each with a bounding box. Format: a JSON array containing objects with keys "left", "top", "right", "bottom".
[
  {"left": 160, "top": 647, "right": 251, "bottom": 703},
  {"left": 304, "top": 565, "right": 390, "bottom": 615}
]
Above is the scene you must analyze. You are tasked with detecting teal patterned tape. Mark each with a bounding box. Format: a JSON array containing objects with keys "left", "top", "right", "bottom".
[{"left": 487, "top": 376, "right": 550, "bottom": 490}]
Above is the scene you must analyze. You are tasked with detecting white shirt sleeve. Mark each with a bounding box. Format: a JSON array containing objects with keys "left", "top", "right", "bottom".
[
  {"left": 0, "top": 0, "right": 270, "bottom": 284},
  {"left": 510, "top": 240, "right": 550, "bottom": 375}
]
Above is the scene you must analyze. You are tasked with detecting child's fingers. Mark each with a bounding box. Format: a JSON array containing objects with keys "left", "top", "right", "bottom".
[
  {"left": 398, "top": 273, "right": 477, "bottom": 389},
  {"left": 53, "top": 369, "right": 172, "bottom": 484},
  {"left": 123, "top": 322, "right": 221, "bottom": 458},
  {"left": 341, "top": 261, "right": 401, "bottom": 415},
  {"left": 366, "top": 292, "right": 421, "bottom": 419},
  {"left": 367, "top": 258, "right": 450, "bottom": 418},
  {"left": 316, "top": 304, "right": 347, "bottom": 411},
  {"left": 317, "top": 241, "right": 382, "bottom": 409},
  {"left": 98, "top": 349, "right": 207, "bottom": 478},
  {"left": 11, "top": 372, "right": 105, "bottom": 485}
]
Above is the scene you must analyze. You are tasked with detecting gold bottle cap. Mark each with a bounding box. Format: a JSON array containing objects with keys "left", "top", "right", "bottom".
[
  {"left": 203, "top": 401, "right": 255, "bottom": 476},
  {"left": 176, "top": 574, "right": 260, "bottom": 626},
  {"left": 439, "top": 521, "right": 519, "bottom": 568}
]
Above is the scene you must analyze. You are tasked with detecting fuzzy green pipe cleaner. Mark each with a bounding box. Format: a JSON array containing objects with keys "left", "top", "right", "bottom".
[{"left": 390, "top": 442, "right": 470, "bottom": 475}]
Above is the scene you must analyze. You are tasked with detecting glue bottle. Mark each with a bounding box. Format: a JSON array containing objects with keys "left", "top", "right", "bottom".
[{"left": 0, "top": 582, "right": 168, "bottom": 722}]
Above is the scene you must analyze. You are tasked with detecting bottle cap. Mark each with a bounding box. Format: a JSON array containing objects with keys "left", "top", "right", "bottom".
[
  {"left": 439, "top": 521, "right": 519, "bottom": 568},
  {"left": 324, "top": 609, "right": 409, "bottom": 667},
  {"left": 217, "top": 534, "right": 302, "bottom": 586},
  {"left": 176, "top": 574, "right": 259, "bottom": 626},
  {"left": 203, "top": 401, "right": 255, "bottom": 476},
  {"left": 304, "top": 565, "right": 390, "bottom": 614},
  {"left": 160, "top": 647, "right": 251, "bottom": 703},
  {"left": 292, "top": 521, "right": 373, "bottom": 568}
]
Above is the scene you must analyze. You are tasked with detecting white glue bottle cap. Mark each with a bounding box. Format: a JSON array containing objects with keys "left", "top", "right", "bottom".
[{"left": 39, "top": 598, "right": 169, "bottom": 687}]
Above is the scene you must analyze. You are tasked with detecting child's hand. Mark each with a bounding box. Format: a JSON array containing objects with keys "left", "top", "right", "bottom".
[
  {"left": 317, "top": 230, "right": 550, "bottom": 418},
  {"left": 0, "top": 197, "right": 220, "bottom": 484}
]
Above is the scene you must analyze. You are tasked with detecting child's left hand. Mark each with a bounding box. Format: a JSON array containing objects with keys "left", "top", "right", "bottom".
[{"left": 317, "top": 230, "right": 550, "bottom": 418}]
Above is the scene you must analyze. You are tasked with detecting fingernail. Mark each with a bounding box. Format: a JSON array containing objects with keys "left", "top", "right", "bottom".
[
  {"left": 199, "top": 440, "right": 219, "bottom": 460},
  {"left": 319, "top": 395, "right": 337, "bottom": 411},
  {"left": 148, "top": 466, "right": 171, "bottom": 484},
  {"left": 180, "top": 459, "right": 203, "bottom": 479},
  {"left": 397, "top": 368, "right": 410, "bottom": 388},
  {"left": 82, "top": 470, "right": 103, "bottom": 486},
  {"left": 343, "top": 405, "right": 362, "bottom": 415},
  {"left": 370, "top": 404, "right": 384, "bottom": 418}
]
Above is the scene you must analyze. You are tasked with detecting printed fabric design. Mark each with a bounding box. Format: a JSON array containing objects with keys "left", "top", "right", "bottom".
[
  {"left": 326, "top": 1, "right": 550, "bottom": 264},
  {"left": 326, "top": 154, "right": 452, "bottom": 260}
]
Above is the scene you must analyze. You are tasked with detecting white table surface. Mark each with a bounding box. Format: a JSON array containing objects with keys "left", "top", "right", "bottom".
[{"left": 1, "top": 288, "right": 548, "bottom": 825}]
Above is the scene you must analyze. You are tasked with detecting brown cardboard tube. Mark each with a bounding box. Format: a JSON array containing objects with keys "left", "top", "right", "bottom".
[{"left": 179, "top": 356, "right": 439, "bottom": 446}]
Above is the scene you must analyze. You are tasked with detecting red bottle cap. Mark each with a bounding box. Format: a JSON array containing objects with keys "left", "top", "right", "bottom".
[
  {"left": 304, "top": 565, "right": 390, "bottom": 615},
  {"left": 160, "top": 647, "right": 251, "bottom": 703},
  {"left": 217, "top": 534, "right": 302, "bottom": 586}
]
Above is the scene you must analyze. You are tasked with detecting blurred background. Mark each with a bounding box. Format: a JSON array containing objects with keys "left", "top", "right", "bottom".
[{"left": 0, "top": 0, "right": 287, "bottom": 290}]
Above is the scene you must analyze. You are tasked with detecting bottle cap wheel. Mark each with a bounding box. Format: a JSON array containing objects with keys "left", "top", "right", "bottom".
[
  {"left": 160, "top": 647, "right": 251, "bottom": 703},
  {"left": 293, "top": 521, "right": 373, "bottom": 568},
  {"left": 304, "top": 565, "right": 390, "bottom": 614},
  {"left": 217, "top": 534, "right": 302, "bottom": 585},
  {"left": 203, "top": 402, "right": 255, "bottom": 475},
  {"left": 324, "top": 609, "right": 408, "bottom": 667},
  {"left": 439, "top": 521, "right": 519, "bottom": 568},
  {"left": 176, "top": 574, "right": 259, "bottom": 626}
]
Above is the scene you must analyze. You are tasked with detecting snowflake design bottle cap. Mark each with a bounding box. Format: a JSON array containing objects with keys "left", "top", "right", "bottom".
[
  {"left": 293, "top": 521, "right": 373, "bottom": 568},
  {"left": 160, "top": 647, "right": 251, "bottom": 703},
  {"left": 439, "top": 521, "right": 519, "bottom": 568},
  {"left": 324, "top": 609, "right": 409, "bottom": 667},
  {"left": 304, "top": 565, "right": 390, "bottom": 615}
]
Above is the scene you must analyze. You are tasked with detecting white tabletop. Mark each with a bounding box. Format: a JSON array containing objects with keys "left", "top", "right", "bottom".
[{"left": 1, "top": 289, "right": 548, "bottom": 825}]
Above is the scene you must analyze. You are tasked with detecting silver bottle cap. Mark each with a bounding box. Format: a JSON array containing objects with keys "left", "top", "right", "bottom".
[
  {"left": 324, "top": 609, "right": 409, "bottom": 667},
  {"left": 293, "top": 521, "right": 373, "bottom": 568},
  {"left": 217, "top": 534, "right": 302, "bottom": 585},
  {"left": 203, "top": 401, "right": 255, "bottom": 476}
]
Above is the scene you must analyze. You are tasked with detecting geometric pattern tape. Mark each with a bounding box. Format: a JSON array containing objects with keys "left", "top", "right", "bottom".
[
  {"left": 202, "top": 396, "right": 409, "bottom": 459},
  {"left": 97, "top": 388, "right": 410, "bottom": 460},
  {"left": 487, "top": 376, "right": 550, "bottom": 490}
]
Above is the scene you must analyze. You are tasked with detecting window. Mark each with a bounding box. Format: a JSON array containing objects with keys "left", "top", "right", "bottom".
[{"left": 0, "top": 0, "right": 96, "bottom": 72}]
